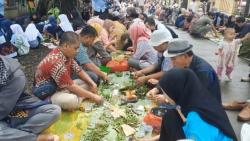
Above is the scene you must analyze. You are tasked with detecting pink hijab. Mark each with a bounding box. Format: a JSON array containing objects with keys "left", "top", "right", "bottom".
[
  {"left": 87, "top": 17, "right": 104, "bottom": 26},
  {"left": 128, "top": 21, "right": 151, "bottom": 47}
]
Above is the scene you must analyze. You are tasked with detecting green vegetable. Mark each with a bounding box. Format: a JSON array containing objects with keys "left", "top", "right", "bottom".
[
  {"left": 136, "top": 85, "right": 149, "bottom": 99},
  {"left": 82, "top": 123, "right": 109, "bottom": 141}
]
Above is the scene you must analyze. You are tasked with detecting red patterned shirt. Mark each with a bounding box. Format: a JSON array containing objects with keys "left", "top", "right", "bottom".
[{"left": 34, "top": 49, "right": 81, "bottom": 88}]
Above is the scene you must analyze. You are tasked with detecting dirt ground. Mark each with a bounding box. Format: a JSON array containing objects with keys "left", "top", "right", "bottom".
[{"left": 18, "top": 45, "right": 50, "bottom": 94}]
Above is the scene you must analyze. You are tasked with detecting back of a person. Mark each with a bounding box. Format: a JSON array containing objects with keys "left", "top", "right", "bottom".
[
  {"left": 191, "top": 16, "right": 211, "bottom": 32},
  {"left": 238, "top": 23, "right": 250, "bottom": 37},
  {"left": 35, "top": 49, "right": 66, "bottom": 86},
  {"left": 14, "top": 34, "right": 30, "bottom": 55},
  {"left": 183, "top": 111, "right": 234, "bottom": 141},
  {"left": 137, "top": 40, "right": 158, "bottom": 65},
  {"left": 190, "top": 55, "right": 221, "bottom": 102}
]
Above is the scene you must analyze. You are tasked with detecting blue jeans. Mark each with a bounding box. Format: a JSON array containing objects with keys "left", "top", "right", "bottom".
[{"left": 32, "top": 81, "right": 57, "bottom": 100}]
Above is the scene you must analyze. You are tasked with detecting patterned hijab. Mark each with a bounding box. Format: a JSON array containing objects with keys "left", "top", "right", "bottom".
[{"left": 0, "top": 56, "right": 7, "bottom": 85}]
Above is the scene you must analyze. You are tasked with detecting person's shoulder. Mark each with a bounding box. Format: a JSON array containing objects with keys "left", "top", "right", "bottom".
[{"left": 192, "top": 55, "right": 214, "bottom": 71}]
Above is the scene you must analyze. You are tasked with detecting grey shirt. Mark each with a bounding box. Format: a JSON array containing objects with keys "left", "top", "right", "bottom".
[{"left": 190, "top": 16, "right": 213, "bottom": 33}]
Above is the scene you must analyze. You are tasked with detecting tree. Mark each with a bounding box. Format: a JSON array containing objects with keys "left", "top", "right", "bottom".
[{"left": 37, "top": 0, "right": 83, "bottom": 21}]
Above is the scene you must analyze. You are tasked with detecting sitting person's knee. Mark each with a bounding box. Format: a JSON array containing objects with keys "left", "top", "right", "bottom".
[{"left": 51, "top": 93, "right": 81, "bottom": 110}]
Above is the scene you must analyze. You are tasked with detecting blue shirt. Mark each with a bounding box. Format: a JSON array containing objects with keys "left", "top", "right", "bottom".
[
  {"left": 183, "top": 112, "right": 233, "bottom": 141},
  {"left": 157, "top": 53, "right": 172, "bottom": 72},
  {"left": 92, "top": 0, "right": 107, "bottom": 12},
  {"left": 190, "top": 55, "right": 221, "bottom": 103},
  {"left": 75, "top": 44, "right": 92, "bottom": 65},
  {"left": 237, "top": 23, "right": 250, "bottom": 38}
]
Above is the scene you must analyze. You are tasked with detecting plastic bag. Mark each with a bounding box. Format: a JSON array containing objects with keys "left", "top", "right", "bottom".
[
  {"left": 241, "top": 123, "right": 250, "bottom": 141},
  {"left": 143, "top": 112, "right": 162, "bottom": 132},
  {"left": 106, "top": 60, "right": 129, "bottom": 72}
]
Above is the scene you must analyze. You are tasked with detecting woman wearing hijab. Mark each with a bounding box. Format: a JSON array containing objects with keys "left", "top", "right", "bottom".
[
  {"left": 58, "top": 14, "right": 74, "bottom": 32},
  {"left": 0, "top": 55, "right": 61, "bottom": 141},
  {"left": 101, "top": 19, "right": 117, "bottom": 51},
  {"left": 25, "top": 23, "right": 44, "bottom": 49},
  {"left": 43, "top": 16, "right": 58, "bottom": 38},
  {"left": 128, "top": 21, "right": 157, "bottom": 69},
  {"left": 57, "top": 14, "right": 74, "bottom": 39},
  {"left": 89, "top": 23, "right": 112, "bottom": 66},
  {"left": 147, "top": 68, "right": 237, "bottom": 141},
  {"left": 10, "top": 24, "right": 30, "bottom": 55}
]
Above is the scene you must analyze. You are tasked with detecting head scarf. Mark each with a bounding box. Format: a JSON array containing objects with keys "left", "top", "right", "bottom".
[
  {"left": 128, "top": 21, "right": 151, "bottom": 47},
  {"left": 90, "top": 23, "right": 103, "bottom": 43},
  {"left": 58, "top": 14, "right": 74, "bottom": 32},
  {"left": 159, "top": 68, "right": 237, "bottom": 141},
  {"left": 90, "top": 23, "right": 103, "bottom": 37},
  {"left": 25, "top": 23, "right": 41, "bottom": 41},
  {"left": 103, "top": 19, "right": 114, "bottom": 33},
  {"left": 48, "top": 15, "right": 57, "bottom": 27},
  {"left": 10, "top": 24, "right": 25, "bottom": 36},
  {"left": 87, "top": 16, "right": 104, "bottom": 26},
  {"left": 0, "top": 56, "right": 7, "bottom": 85}
]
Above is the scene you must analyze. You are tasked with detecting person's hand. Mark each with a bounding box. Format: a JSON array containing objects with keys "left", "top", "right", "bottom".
[
  {"left": 148, "top": 79, "right": 159, "bottom": 85},
  {"left": 92, "top": 95, "right": 104, "bottom": 105},
  {"left": 146, "top": 88, "right": 159, "bottom": 99},
  {"left": 133, "top": 71, "right": 144, "bottom": 78},
  {"left": 110, "top": 39, "right": 117, "bottom": 45},
  {"left": 246, "top": 33, "right": 250, "bottom": 39},
  {"left": 214, "top": 32, "right": 219, "bottom": 38},
  {"left": 101, "top": 73, "right": 110, "bottom": 83},
  {"left": 155, "top": 95, "right": 167, "bottom": 104},
  {"left": 136, "top": 76, "right": 147, "bottom": 85},
  {"left": 90, "top": 83, "right": 98, "bottom": 94}
]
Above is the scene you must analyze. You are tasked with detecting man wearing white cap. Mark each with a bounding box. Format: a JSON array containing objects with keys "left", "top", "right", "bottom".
[{"left": 134, "top": 30, "right": 173, "bottom": 85}]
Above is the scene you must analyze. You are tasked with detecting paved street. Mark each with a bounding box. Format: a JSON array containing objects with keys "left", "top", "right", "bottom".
[{"left": 171, "top": 26, "right": 250, "bottom": 140}]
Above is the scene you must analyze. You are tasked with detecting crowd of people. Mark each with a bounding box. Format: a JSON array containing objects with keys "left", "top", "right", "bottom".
[{"left": 0, "top": 0, "right": 250, "bottom": 141}]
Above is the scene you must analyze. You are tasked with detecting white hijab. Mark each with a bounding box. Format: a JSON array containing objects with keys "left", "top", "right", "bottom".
[
  {"left": 10, "top": 24, "right": 25, "bottom": 36},
  {"left": 58, "top": 14, "right": 74, "bottom": 32},
  {"left": 25, "top": 23, "right": 41, "bottom": 41}
]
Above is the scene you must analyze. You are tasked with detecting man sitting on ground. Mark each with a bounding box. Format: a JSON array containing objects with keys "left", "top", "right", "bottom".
[
  {"left": 76, "top": 25, "right": 109, "bottom": 84},
  {"left": 189, "top": 12, "right": 218, "bottom": 38},
  {"left": 33, "top": 32, "right": 103, "bottom": 111},
  {"left": 134, "top": 30, "right": 173, "bottom": 85},
  {"left": 144, "top": 16, "right": 178, "bottom": 38},
  {"left": 148, "top": 40, "right": 221, "bottom": 104}
]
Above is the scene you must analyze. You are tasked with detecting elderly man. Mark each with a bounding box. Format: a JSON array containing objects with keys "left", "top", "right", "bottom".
[
  {"left": 148, "top": 40, "right": 221, "bottom": 104},
  {"left": 164, "top": 40, "right": 221, "bottom": 102}
]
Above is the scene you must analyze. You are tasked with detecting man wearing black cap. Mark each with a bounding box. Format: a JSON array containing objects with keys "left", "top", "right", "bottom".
[{"left": 163, "top": 39, "right": 221, "bottom": 103}]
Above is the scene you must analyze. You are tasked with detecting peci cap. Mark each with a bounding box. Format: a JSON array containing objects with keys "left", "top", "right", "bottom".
[{"left": 163, "top": 39, "right": 193, "bottom": 58}]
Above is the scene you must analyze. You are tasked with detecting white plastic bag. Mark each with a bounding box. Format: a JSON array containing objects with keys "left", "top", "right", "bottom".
[{"left": 241, "top": 123, "right": 250, "bottom": 141}]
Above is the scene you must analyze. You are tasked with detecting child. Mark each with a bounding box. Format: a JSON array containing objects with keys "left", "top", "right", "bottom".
[{"left": 216, "top": 28, "right": 250, "bottom": 80}]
